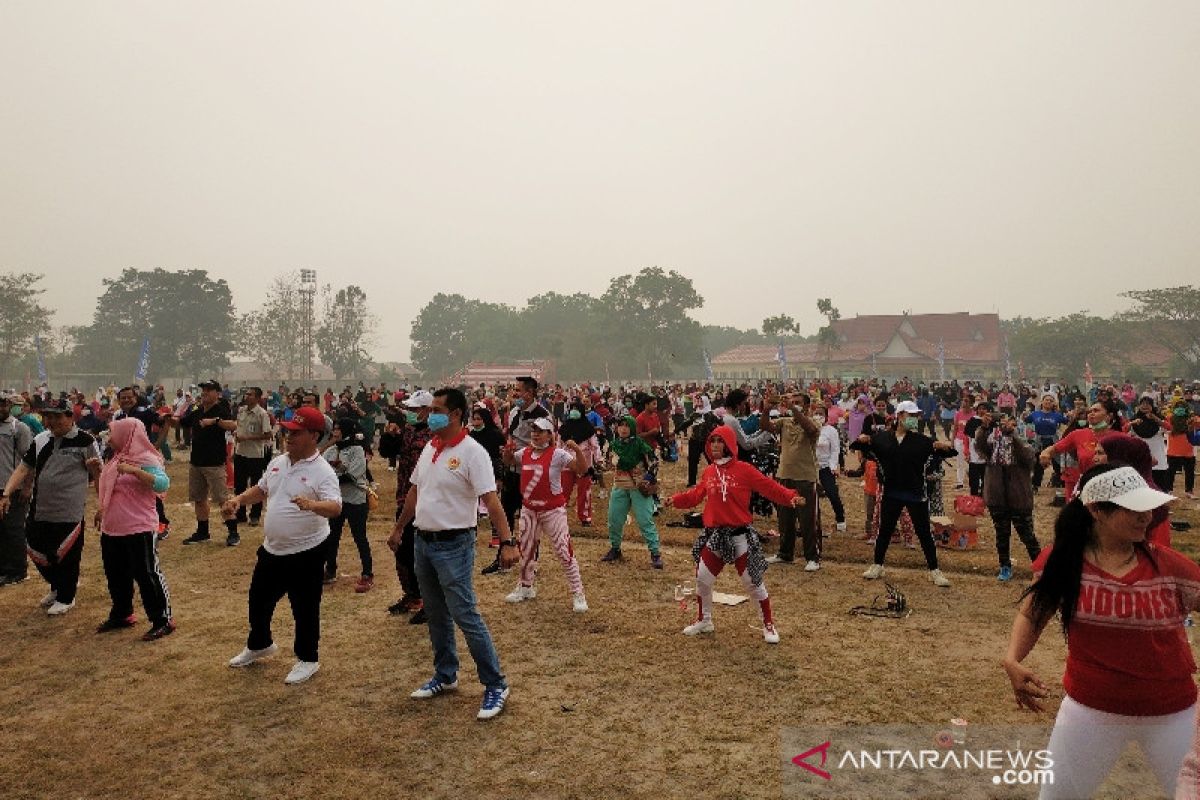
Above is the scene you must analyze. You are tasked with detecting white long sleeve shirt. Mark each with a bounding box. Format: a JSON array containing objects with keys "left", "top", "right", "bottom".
[{"left": 815, "top": 425, "right": 841, "bottom": 470}]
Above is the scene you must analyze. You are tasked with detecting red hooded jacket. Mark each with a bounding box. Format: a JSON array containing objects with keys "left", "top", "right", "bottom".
[{"left": 670, "top": 425, "right": 797, "bottom": 528}]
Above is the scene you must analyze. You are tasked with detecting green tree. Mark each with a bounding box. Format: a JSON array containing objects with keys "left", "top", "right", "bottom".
[
  {"left": 238, "top": 273, "right": 315, "bottom": 383},
  {"left": 815, "top": 298, "right": 841, "bottom": 378},
  {"left": 761, "top": 314, "right": 798, "bottom": 339},
  {"left": 317, "top": 285, "right": 377, "bottom": 382},
  {"left": 76, "top": 268, "right": 235, "bottom": 381},
  {"left": 1007, "top": 313, "right": 1123, "bottom": 382},
  {"left": 597, "top": 266, "right": 703, "bottom": 379},
  {"left": 1121, "top": 286, "right": 1200, "bottom": 369},
  {"left": 517, "top": 292, "right": 604, "bottom": 380},
  {"left": 409, "top": 293, "right": 478, "bottom": 380},
  {"left": 0, "top": 272, "right": 52, "bottom": 382}
]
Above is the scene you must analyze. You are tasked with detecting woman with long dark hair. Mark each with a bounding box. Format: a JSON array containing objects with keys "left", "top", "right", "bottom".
[
  {"left": 1039, "top": 400, "right": 1118, "bottom": 501},
  {"left": 1002, "top": 462, "right": 1196, "bottom": 799},
  {"left": 469, "top": 405, "right": 507, "bottom": 549}
]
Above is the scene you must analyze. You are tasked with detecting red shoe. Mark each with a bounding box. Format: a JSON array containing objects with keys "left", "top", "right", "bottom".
[{"left": 354, "top": 576, "right": 374, "bottom": 593}]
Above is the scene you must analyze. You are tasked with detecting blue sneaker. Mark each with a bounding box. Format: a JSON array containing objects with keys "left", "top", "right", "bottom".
[
  {"left": 997, "top": 565, "right": 1013, "bottom": 582},
  {"left": 410, "top": 677, "right": 458, "bottom": 699},
  {"left": 477, "top": 686, "right": 510, "bottom": 720}
]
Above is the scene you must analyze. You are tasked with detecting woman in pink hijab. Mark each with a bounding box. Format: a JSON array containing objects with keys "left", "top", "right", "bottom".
[{"left": 95, "top": 417, "right": 175, "bottom": 640}]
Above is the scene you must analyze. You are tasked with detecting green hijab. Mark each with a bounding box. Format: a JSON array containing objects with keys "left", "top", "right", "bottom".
[{"left": 610, "top": 415, "right": 653, "bottom": 471}]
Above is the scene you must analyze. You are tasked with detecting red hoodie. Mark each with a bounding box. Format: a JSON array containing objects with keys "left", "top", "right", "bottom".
[{"left": 670, "top": 425, "right": 798, "bottom": 527}]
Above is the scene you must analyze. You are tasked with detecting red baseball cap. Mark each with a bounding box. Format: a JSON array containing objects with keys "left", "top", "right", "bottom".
[{"left": 280, "top": 406, "right": 326, "bottom": 432}]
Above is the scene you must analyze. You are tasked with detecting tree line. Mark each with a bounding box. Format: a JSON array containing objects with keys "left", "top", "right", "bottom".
[
  {"left": 1, "top": 266, "right": 1198, "bottom": 387},
  {"left": 0, "top": 269, "right": 377, "bottom": 386}
]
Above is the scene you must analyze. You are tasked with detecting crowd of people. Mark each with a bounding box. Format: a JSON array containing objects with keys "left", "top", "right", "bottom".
[{"left": 2, "top": 372, "right": 1199, "bottom": 794}]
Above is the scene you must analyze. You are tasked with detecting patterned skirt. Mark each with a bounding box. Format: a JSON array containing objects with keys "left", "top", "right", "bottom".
[{"left": 691, "top": 526, "right": 768, "bottom": 586}]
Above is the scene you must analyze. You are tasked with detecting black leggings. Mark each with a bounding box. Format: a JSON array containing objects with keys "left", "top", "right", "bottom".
[
  {"left": 817, "top": 467, "right": 845, "bottom": 524},
  {"left": 873, "top": 496, "right": 938, "bottom": 570},
  {"left": 325, "top": 501, "right": 372, "bottom": 577},
  {"left": 687, "top": 438, "right": 704, "bottom": 487},
  {"left": 968, "top": 463, "right": 986, "bottom": 497},
  {"left": 1167, "top": 455, "right": 1196, "bottom": 494}
]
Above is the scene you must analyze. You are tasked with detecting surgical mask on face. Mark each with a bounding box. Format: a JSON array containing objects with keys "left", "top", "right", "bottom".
[
  {"left": 470, "top": 423, "right": 484, "bottom": 432},
  {"left": 427, "top": 413, "right": 450, "bottom": 432},
  {"left": 1090, "top": 421, "right": 1109, "bottom": 432},
  {"left": 568, "top": 410, "right": 581, "bottom": 420},
  {"left": 514, "top": 398, "right": 526, "bottom": 409},
  {"left": 902, "top": 416, "right": 920, "bottom": 431},
  {"left": 405, "top": 411, "right": 419, "bottom": 424}
]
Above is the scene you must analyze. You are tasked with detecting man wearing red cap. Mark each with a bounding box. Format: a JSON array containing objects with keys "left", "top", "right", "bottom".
[{"left": 222, "top": 406, "right": 342, "bottom": 685}]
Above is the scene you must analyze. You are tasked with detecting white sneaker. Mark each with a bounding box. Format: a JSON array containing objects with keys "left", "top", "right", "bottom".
[
  {"left": 505, "top": 585, "right": 537, "bottom": 603},
  {"left": 682, "top": 619, "right": 715, "bottom": 636},
  {"left": 766, "top": 555, "right": 795, "bottom": 565},
  {"left": 763, "top": 622, "right": 781, "bottom": 644},
  {"left": 836, "top": 521, "right": 847, "bottom": 533},
  {"left": 572, "top": 593, "right": 588, "bottom": 613},
  {"left": 863, "top": 564, "right": 885, "bottom": 580},
  {"left": 804, "top": 560, "right": 821, "bottom": 572},
  {"left": 930, "top": 569, "right": 952, "bottom": 588},
  {"left": 39, "top": 590, "right": 57, "bottom": 609},
  {"left": 46, "top": 600, "right": 75, "bottom": 616},
  {"left": 284, "top": 661, "right": 320, "bottom": 685},
  {"left": 228, "top": 643, "right": 279, "bottom": 668}
]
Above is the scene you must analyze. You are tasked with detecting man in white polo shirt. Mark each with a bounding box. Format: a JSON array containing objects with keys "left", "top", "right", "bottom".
[
  {"left": 388, "top": 387, "right": 519, "bottom": 720},
  {"left": 222, "top": 406, "right": 342, "bottom": 685}
]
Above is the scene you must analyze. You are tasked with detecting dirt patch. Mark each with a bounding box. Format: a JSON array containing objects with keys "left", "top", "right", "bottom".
[{"left": 0, "top": 452, "right": 1195, "bottom": 799}]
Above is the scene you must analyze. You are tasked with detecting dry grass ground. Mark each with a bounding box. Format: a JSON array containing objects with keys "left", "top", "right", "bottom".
[{"left": 1, "top": 446, "right": 1197, "bottom": 800}]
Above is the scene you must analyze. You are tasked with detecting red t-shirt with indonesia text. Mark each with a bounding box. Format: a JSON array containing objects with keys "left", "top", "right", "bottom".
[{"left": 1032, "top": 545, "right": 1200, "bottom": 716}]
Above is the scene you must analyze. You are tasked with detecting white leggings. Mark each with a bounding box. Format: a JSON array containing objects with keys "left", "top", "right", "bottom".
[{"left": 1039, "top": 695, "right": 1195, "bottom": 800}]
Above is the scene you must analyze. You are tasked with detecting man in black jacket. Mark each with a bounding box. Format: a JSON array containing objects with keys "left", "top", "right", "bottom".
[{"left": 852, "top": 401, "right": 956, "bottom": 587}]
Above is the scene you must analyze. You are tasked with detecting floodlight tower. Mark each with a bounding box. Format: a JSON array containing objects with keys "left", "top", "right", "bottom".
[{"left": 300, "top": 269, "right": 317, "bottom": 383}]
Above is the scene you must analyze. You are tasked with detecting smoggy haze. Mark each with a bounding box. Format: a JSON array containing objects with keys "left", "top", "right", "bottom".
[{"left": 3, "top": 2, "right": 1198, "bottom": 362}]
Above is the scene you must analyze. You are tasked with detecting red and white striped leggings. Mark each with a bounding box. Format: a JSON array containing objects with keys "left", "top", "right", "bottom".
[{"left": 517, "top": 506, "right": 584, "bottom": 595}]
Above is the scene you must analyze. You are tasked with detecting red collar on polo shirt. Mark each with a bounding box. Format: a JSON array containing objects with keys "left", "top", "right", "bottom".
[{"left": 430, "top": 428, "right": 468, "bottom": 463}]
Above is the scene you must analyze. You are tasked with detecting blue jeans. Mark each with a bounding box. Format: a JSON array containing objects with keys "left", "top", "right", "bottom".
[{"left": 413, "top": 530, "right": 506, "bottom": 690}]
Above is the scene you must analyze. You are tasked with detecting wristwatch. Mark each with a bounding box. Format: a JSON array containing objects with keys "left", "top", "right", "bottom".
[{"left": 503, "top": 538, "right": 517, "bottom": 547}]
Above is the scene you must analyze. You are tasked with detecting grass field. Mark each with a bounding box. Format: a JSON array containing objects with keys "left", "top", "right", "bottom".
[{"left": 1, "top": 447, "right": 1196, "bottom": 800}]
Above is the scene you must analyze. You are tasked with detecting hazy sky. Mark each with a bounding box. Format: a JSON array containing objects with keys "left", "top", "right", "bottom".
[{"left": 3, "top": 2, "right": 1198, "bottom": 363}]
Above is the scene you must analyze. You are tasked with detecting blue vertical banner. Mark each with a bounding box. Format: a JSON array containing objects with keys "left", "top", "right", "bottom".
[
  {"left": 776, "top": 341, "right": 789, "bottom": 380},
  {"left": 702, "top": 349, "right": 714, "bottom": 382},
  {"left": 35, "top": 335, "right": 47, "bottom": 383},
  {"left": 135, "top": 335, "right": 151, "bottom": 382}
]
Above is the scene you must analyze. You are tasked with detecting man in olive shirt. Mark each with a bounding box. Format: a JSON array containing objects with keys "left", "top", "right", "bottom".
[
  {"left": 760, "top": 392, "right": 822, "bottom": 570},
  {"left": 181, "top": 380, "right": 239, "bottom": 546},
  {"left": 234, "top": 387, "right": 273, "bottom": 526}
]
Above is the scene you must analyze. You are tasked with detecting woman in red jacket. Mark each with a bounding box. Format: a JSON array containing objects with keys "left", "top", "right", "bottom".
[{"left": 667, "top": 426, "right": 803, "bottom": 644}]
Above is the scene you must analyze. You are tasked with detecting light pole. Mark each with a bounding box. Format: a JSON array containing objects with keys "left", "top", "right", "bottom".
[{"left": 300, "top": 269, "right": 317, "bottom": 383}]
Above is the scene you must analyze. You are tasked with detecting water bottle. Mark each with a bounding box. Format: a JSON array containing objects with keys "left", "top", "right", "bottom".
[{"left": 1186, "top": 616, "right": 1195, "bottom": 647}]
